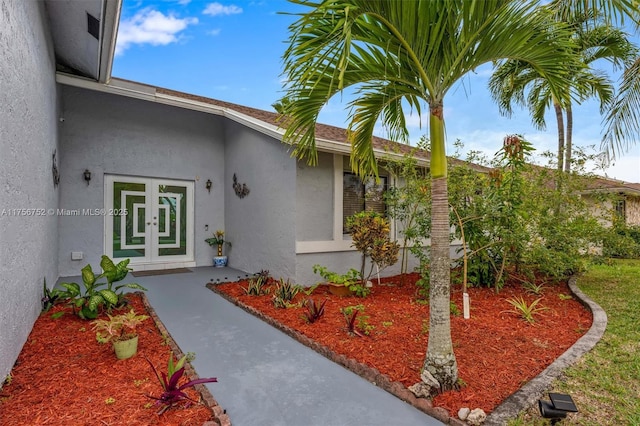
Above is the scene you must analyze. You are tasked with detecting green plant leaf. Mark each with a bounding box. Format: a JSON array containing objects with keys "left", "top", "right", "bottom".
[
  {"left": 60, "top": 282, "right": 80, "bottom": 296},
  {"left": 99, "top": 289, "right": 119, "bottom": 306},
  {"left": 100, "top": 255, "right": 116, "bottom": 273},
  {"left": 81, "top": 264, "right": 96, "bottom": 287},
  {"left": 115, "top": 283, "right": 147, "bottom": 292},
  {"left": 88, "top": 294, "right": 104, "bottom": 312}
]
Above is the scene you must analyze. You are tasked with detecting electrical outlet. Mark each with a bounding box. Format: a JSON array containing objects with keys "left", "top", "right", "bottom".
[{"left": 71, "top": 251, "right": 83, "bottom": 260}]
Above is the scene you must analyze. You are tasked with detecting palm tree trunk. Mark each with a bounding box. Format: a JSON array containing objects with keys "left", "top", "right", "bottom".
[
  {"left": 422, "top": 104, "right": 458, "bottom": 390},
  {"left": 564, "top": 104, "right": 573, "bottom": 173},
  {"left": 554, "top": 101, "right": 565, "bottom": 173}
]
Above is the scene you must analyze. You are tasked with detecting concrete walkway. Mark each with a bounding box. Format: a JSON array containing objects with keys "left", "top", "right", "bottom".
[{"left": 61, "top": 267, "right": 443, "bottom": 426}]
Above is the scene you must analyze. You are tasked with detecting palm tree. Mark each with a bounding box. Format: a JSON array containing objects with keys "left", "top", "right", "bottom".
[
  {"left": 551, "top": 0, "right": 640, "bottom": 165},
  {"left": 488, "top": 15, "right": 637, "bottom": 172},
  {"left": 278, "top": 0, "right": 578, "bottom": 389}
]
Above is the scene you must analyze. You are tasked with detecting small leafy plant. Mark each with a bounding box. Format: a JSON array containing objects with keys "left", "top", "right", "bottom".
[
  {"left": 92, "top": 309, "right": 149, "bottom": 343},
  {"left": 522, "top": 281, "right": 546, "bottom": 295},
  {"left": 272, "top": 278, "right": 302, "bottom": 308},
  {"left": 243, "top": 273, "right": 270, "bottom": 296},
  {"left": 312, "top": 264, "right": 370, "bottom": 297},
  {"left": 41, "top": 278, "right": 60, "bottom": 312},
  {"left": 302, "top": 298, "right": 327, "bottom": 323},
  {"left": 145, "top": 353, "right": 218, "bottom": 414},
  {"left": 57, "top": 256, "right": 147, "bottom": 319},
  {"left": 504, "top": 296, "right": 548, "bottom": 324},
  {"left": 341, "top": 305, "right": 373, "bottom": 336}
]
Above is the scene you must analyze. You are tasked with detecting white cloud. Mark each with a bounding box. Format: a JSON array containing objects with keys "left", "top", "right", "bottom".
[
  {"left": 207, "top": 28, "right": 222, "bottom": 36},
  {"left": 177, "top": 0, "right": 191, "bottom": 5},
  {"left": 116, "top": 9, "right": 198, "bottom": 56},
  {"left": 203, "top": 3, "right": 243, "bottom": 16}
]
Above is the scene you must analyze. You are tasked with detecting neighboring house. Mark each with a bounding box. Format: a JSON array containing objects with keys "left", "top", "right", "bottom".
[{"left": 582, "top": 177, "right": 640, "bottom": 227}]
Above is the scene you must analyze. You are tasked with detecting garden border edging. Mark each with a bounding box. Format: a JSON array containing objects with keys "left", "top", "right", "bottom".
[
  {"left": 139, "top": 292, "right": 231, "bottom": 426},
  {"left": 484, "top": 276, "right": 608, "bottom": 425}
]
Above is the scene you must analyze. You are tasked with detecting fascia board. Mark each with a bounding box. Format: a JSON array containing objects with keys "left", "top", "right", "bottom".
[{"left": 98, "top": 0, "right": 122, "bottom": 84}]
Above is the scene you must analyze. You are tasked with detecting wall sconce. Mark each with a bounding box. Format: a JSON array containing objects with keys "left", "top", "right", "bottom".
[
  {"left": 538, "top": 393, "right": 578, "bottom": 425},
  {"left": 83, "top": 169, "right": 91, "bottom": 185},
  {"left": 205, "top": 179, "right": 212, "bottom": 193}
]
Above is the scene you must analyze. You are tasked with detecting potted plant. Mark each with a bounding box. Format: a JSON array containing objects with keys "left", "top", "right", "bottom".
[
  {"left": 312, "top": 264, "right": 369, "bottom": 297},
  {"left": 205, "top": 230, "right": 230, "bottom": 267},
  {"left": 92, "top": 309, "right": 149, "bottom": 359}
]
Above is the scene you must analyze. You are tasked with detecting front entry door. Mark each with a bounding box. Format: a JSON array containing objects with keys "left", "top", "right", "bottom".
[{"left": 105, "top": 175, "right": 194, "bottom": 267}]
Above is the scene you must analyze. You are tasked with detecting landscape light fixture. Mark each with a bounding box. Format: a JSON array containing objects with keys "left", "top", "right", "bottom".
[
  {"left": 206, "top": 179, "right": 212, "bottom": 193},
  {"left": 83, "top": 169, "right": 91, "bottom": 185},
  {"left": 538, "top": 393, "right": 578, "bottom": 425}
]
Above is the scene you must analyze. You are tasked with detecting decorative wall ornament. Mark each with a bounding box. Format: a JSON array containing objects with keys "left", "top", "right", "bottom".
[
  {"left": 232, "top": 173, "right": 250, "bottom": 199},
  {"left": 52, "top": 150, "right": 60, "bottom": 187}
]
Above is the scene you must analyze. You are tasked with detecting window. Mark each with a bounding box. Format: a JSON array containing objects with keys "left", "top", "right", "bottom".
[
  {"left": 343, "top": 172, "right": 387, "bottom": 232},
  {"left": 615, "top": 198, "right": 626, "bottom": 221}
]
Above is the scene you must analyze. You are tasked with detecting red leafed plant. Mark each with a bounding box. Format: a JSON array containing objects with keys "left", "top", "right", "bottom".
[{"left": 145, "top": 353, "right": 218, "bottom": 414}]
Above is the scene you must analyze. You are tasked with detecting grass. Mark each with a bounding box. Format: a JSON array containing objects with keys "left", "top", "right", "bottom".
[{"left": 509, "top": 258, "right": 640, "bottom": 425}]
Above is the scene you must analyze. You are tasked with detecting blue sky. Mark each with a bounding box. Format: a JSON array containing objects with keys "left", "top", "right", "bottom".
[{"left": 112, "top": 0, "right": 640, "bottom": 183}]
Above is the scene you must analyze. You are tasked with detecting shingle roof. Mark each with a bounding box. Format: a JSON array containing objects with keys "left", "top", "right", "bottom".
[{"left": 153, "top": 84, "right": 489, "bottom": 172}]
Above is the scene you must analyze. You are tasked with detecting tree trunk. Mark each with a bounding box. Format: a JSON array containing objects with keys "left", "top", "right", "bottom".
[
  {"left": 422, "top": 104, "right": 458, "bottom": 390},
  {"left": 554, "top": 101, "right": 565, "bottom": 173},
  {"left": 564, "top": 103, "right": 573, "bottom": 173}
]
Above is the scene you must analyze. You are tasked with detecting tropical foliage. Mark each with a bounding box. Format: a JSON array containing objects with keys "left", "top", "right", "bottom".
[{"left": 279, "top": 0, "right": 583, "bottom": 389}]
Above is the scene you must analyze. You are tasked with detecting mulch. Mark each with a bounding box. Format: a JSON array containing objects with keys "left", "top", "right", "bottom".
[
  {"left": 0, "top": 293, "right": 225, "bottom": 426},
  {"left": 211, "top": 272, "right": 592, "bottom": 417}
]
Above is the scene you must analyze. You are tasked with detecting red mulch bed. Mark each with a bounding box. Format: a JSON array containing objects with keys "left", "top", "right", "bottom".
[
  {"left": 0, "top": 294, "right": 217, "bottom": 426},
  {"left": 214, "top": 272, "right": 592, "bottom": 417}
]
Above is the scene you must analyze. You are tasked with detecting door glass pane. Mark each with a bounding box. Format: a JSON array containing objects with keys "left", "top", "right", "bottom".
[
  {"left": 157, "top": 184, "right": 187, "bottom": 256},
  {"left": 113, "top": 181, "right": 146, "bottom": 258}
]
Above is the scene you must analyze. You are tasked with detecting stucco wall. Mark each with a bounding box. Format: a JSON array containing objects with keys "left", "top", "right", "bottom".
[
  {"left": 626, "top": 196, "right": 640, "bottom": 226},
  {"left": 296, "top": 152, "right": 334, "bottom": 241},
  {"left": 0, "top": 0, "right": 59, "bottom": 382},
  {"left": 57, "top": 86, "right": 225, "bottom": 276},
  {"left": 223, "top": 120, "right": 297, "bottom": 279}
]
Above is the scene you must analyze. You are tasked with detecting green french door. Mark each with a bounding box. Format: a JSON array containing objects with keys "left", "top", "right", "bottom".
[{"left": 105, "top": 176, "right": 194, "bottom": 266}]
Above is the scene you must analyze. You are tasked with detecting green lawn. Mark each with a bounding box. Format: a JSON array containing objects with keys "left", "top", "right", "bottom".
[{"left": 509, "top": 258, "right": 640, "bottom": 425}]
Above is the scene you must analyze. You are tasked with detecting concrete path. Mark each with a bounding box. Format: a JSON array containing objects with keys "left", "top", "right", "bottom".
[{"left": 61, "top": 267, "right": 442, "bottom": 426}]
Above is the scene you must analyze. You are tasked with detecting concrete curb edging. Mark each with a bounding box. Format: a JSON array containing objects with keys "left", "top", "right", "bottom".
[
  {"left": 484, "top": 276, "right": 608, "bottom": 425},
  {"left": 207, "top": 283, "right": 457, "bottom": 425},
  {"left": 139, "top": 292, "right": 232, "bottom": 426}
]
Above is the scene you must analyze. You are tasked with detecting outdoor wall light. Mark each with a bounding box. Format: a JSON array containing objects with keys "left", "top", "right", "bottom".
[
  {"left": 83, "top": 169, "right": 92, "bottom": 185},
  {"left": 205, "top": 179, "right": 212, "bottom": 193},
  {"left": 538, "top": 393, "right": 578, "bottom": 425}
]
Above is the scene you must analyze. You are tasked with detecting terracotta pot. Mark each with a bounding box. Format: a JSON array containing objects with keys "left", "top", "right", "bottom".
[{"left": 326, "top": 283, "right": 353, "bottom": 297}]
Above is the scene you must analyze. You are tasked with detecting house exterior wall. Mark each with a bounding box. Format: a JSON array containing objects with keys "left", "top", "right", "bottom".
[
  {"left": 223, "top": 120, "right": 297, "bottom": 279},
  {"left": 296, "top": 152, "right": 334, "bottom": 241},
  {"left": 57, "top": 86, "right": 225, "bottom": 276},
  {"left": 0, "top": 0, "right": 59, "bottom": 382},
  {"left": 626, "top": 196, "right": 640, "bottom": 226}
]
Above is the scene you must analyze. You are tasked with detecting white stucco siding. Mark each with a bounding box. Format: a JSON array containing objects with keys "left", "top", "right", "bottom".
[
  {"left": 57, "top": 86, "right": 226, "bottom": 276},
  {"left": 0, "top": 0, "right": 59, "bottom": 382}
]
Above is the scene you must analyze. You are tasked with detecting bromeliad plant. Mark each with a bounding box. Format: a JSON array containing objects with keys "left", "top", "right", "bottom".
[
  {"left": 504, "top": 296, "right": 548, "bottom": 324},
  {"left": 145, "top": 353, "right": 217, "bottom": 414},
  {"left": 272, "top": 278, "right": 302, "bottom": 308},
  {"left": 57, "top": 255, "right": 147, "bottom": 319},
  {"left": 41, "top": 278, "right": 60, "bottom": 313},
  {"left": 302, "top": 298, "right": 327, "bottom": 323}
]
